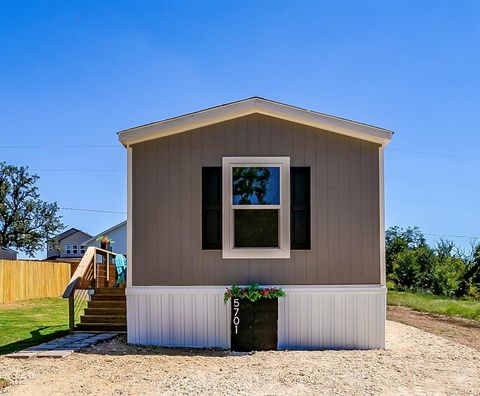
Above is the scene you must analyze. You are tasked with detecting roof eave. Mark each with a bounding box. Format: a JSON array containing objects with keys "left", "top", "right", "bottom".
[
  {"left": 118, "top": 98, "right": 393, "bottom": 147},
  {"left": 83, "top": 220, "right": 127, "bottom": 244}
]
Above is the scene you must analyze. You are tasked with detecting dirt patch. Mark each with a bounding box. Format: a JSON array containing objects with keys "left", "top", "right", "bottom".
[
  {"left": 1, "top": 321, "right": 479, "bottom": 395},
  {"left": 387, "top": 305, "right": 480, "bottom": 352}
]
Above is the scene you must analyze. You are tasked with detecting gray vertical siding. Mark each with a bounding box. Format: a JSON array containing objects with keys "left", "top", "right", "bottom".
[{"left": 131, "top": 113, "right": 381, "bottom": 286}]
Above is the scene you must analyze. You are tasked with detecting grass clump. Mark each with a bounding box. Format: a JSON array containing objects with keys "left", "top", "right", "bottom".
[
  {"left": 0, "top": 297, "right": 69, "bottom": 355},
  {"left": 388, "top": 290, "right": 480, "bottom": 320}
]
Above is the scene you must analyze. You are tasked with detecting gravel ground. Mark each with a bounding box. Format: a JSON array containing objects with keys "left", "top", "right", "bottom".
[
  {"left": 1, "top": 321, "right": 479, "bottom": 396},
  {"left": 388, "top": 305, "right": 480, "bottom": 352}
]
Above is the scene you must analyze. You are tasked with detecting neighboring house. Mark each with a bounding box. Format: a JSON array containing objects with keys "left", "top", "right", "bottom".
[
  {"left": 118, "top": 97, "right": 393, "bottom": 350},
  {"left": 0, "top": 246, "right": 18, "bottom": 260},
  {"left": 83, "top": 220, "right": 127, "bottom": 255},
  {"left": 47, "top": 228, "right": 92, "bottom": 261}
]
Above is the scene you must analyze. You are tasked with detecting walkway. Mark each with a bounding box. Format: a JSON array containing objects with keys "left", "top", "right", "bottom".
[{"left": 5, "top": 333, "right": 117, "bottom": 358}]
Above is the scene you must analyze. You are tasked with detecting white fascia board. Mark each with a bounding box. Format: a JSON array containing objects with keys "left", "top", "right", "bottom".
[
  {"left": 118, "top": 98, "right": 393, "bottom": 146},
  {"left": 126, "top": 284, "right": 387, "bottom": 295},
  {"left": 255, "top": 99, "right": 393, "bottom": 145},
  {"left": 118, "top": 99, "right": 254, "bottom": 146}
]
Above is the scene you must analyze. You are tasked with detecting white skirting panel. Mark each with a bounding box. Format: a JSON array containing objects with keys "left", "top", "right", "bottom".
[
  {"left": 126, "top": 287, "right": 230, "bottom": 348},
  {"left": 278, "top": 286, "right": 386, "bottom": 350},
  {"left": 126, "top": 285, "right": 386, "bottom": 350}
]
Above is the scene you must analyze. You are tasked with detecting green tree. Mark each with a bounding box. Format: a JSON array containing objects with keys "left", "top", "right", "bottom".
[
  {"left": 392, "top": 249, "right": 422, "bottom": 290},
  {"left": 386, "top": 226, "right": 426, "bottom": 276},
  {"left": 0, "top": 162, "right": 64, "bottom": 257},
  {"left": 461, "top": 242, "right": 480, "bottom": 298},
  {"left": 430, "top": 255, "right": 466, "bottom": 297},
  {"left": 414, "top": 245, "right": 436, "bottom": 289}
]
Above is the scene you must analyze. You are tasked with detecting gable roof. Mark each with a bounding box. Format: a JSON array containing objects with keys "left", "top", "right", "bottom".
[
  {"left": 118, "top": 97, "right": 393, "bottom": 147},
  {"left": 1, "top": 246, "right": 18, "bottom": 253},
  {"left": 83, "top": 220, "right": 127, "bottom": 245},
  {"left": 52, "top": 227, "right": 92, "bottom": 242}
]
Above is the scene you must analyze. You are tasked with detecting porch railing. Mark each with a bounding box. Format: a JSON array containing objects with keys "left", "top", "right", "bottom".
[{"left": 62, "top": 246, "right": 120, "bottom": 333}]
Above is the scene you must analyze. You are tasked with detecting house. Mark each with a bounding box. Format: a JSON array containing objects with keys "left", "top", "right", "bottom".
[
  {"left": 118, "top": 97, "right": 393, "bottom": 350},
  {"left": 0, "top": 246, "right": 18, "bottom": 260},
  {"left": 83, "top": 220, "right": 127, "bottom": 255},
  {"left": 47, "top": 228, "right": 92, "bottom": 261}
]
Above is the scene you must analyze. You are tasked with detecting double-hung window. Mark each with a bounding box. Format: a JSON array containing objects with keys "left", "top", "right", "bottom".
[{"left": 222, "top": 157, "right": 290, "bottom": 259}]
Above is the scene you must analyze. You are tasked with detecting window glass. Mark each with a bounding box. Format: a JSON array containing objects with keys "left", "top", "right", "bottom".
[
  {"left": 232, "top": 167, "right": 280, "bottom": 205},
  {"left": 72, "top": 245, "right": 78, "bottom": 254},
  {"left": 65, "top": 244, "right": 72, "bottom": 254},
  {"left": 234, "top": 209, "right": 279, "bottom": 248},
  {"left": 80, "top": 245, "right": 86, "bottom": 254}
]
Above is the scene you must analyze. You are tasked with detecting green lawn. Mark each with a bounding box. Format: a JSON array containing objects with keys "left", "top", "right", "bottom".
[
  {"left": 0, "top": 298, "right": 69, "bottom": 355},
  {"left": 388, "top": 291, "right": 480, "bottom": 320}
]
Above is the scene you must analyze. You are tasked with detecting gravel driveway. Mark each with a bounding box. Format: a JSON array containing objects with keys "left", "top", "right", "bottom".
[{"left": 1, "top": 321, "right": 479, "bottom": 395}]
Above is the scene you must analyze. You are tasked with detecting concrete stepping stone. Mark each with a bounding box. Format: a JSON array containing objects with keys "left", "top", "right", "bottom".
[
  {"left": 36, "top": 349, "right": 74, "bottom": 358},
  {"left": 5, "top": 332, "right": 118, "bottom": 359}
]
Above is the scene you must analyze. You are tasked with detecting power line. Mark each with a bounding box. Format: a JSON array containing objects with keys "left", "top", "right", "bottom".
[
  {"left": 31, "top": 168, "right": 125, "bottom": 173},
  {"left": 59, "top": 208, "right": 478, "bottom": 239},
  {"left": 386, "top": 147, "right": 480, "bottom": 161},
  {"left": 0, "top": 145, "right": 121, "bottom": 149},
  {"left": 0, "top": 144, "right": 476, "bottom": 160},
  {"left": 386, "top": 176, "right": 480, "bottom": 188},
  {"left": 424, "top": 233, "right": 479, "bottom": 240},
  {"left": 60, "top": 207, "right": 126, "bottom": 214}
]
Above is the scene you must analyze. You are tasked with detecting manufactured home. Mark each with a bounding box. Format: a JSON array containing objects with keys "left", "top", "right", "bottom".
[{"left": 118, "top": 97, "right": 393, "bottom": 349}]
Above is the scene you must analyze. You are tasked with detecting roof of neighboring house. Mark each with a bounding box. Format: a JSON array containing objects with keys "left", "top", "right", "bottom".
[
  {"left": 51, "top": 227, "right": 92, "bottom": 242},
  {"left": 1, "top": 246, "right": 18, "bottom": 253},
  {"left": 83, "top": 220, "right": 127, "bottom": 245},
  {"left": 118, "top": 97, "right": 394, "bottom": 147}
]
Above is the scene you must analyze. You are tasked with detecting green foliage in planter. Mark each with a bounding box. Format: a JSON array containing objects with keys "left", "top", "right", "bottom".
[{"left": 224, "top": 284, "right": 286, "bottom": 303}]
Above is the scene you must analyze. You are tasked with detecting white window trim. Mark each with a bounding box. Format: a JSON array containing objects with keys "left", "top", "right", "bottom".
[
  {"left": 222, "top": 156, "right": 290, "bottom": 259},
  {"left": 65, "top": 244, "right": 72, "bottom": 254}
]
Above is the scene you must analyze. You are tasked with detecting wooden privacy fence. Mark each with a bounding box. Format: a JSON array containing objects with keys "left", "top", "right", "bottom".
[{"left": 0, "top": 260, "right": 71, "bottom": 303}]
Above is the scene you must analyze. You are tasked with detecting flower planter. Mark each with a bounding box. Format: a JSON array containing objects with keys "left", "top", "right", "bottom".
[
  {"left": 230, "top": 297, "right": 278, "bottom": 351},
  {"left": 100, "top": 242, "right": 112, "bottom": 251}
]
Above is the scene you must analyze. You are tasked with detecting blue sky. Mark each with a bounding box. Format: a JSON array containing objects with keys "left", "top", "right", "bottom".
[{"left": 1, "top": 1, "right": 479, "bottom": 258}]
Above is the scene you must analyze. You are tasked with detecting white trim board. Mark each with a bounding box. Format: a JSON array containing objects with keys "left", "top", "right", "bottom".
[
  {"left": 118, "top": 97, "right": 393, "bottom": 146},
  {"left": 222, "top": 157, "right": 290, "bottom": 259},
  {"left": 379, "top": 145, "right": 386, "bottom": 286},
  {"left": 127, "top": 145, "right": 133, "bottom": 288},
  {"left": 126, "top": 285, "right": 387, "bottom": 294}
]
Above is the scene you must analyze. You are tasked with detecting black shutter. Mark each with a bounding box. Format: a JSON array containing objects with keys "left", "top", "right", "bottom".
[
  {"left": 202, "top": 167, "right": 222, "bottom": 249},
  {"left": 290, "top": 167, "right": 311, "bottom": 250}
]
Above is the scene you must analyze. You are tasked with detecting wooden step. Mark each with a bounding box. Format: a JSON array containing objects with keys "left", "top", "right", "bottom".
[
  {"left": 76, "top": 323, "right": 126, "bottom": 332},
  {"left": 84, "top": 307, "right": 126, "bottom": 316},
  {"left": 91, "top": 294, "right": 126, "bottom": 301},
  {"left": 94, "top": 287, "right": 126, "bottom": 295},
  {"left": 80, "top": 315, "right": 126, "bottom": 324},
  {"left": 88, "top": 300, "right": 126, "bottom": 309}
]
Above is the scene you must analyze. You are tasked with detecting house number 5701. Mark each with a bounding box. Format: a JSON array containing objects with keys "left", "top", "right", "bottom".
[{"left": 233, "top": 298, "right": 240, "bottom": 334}]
